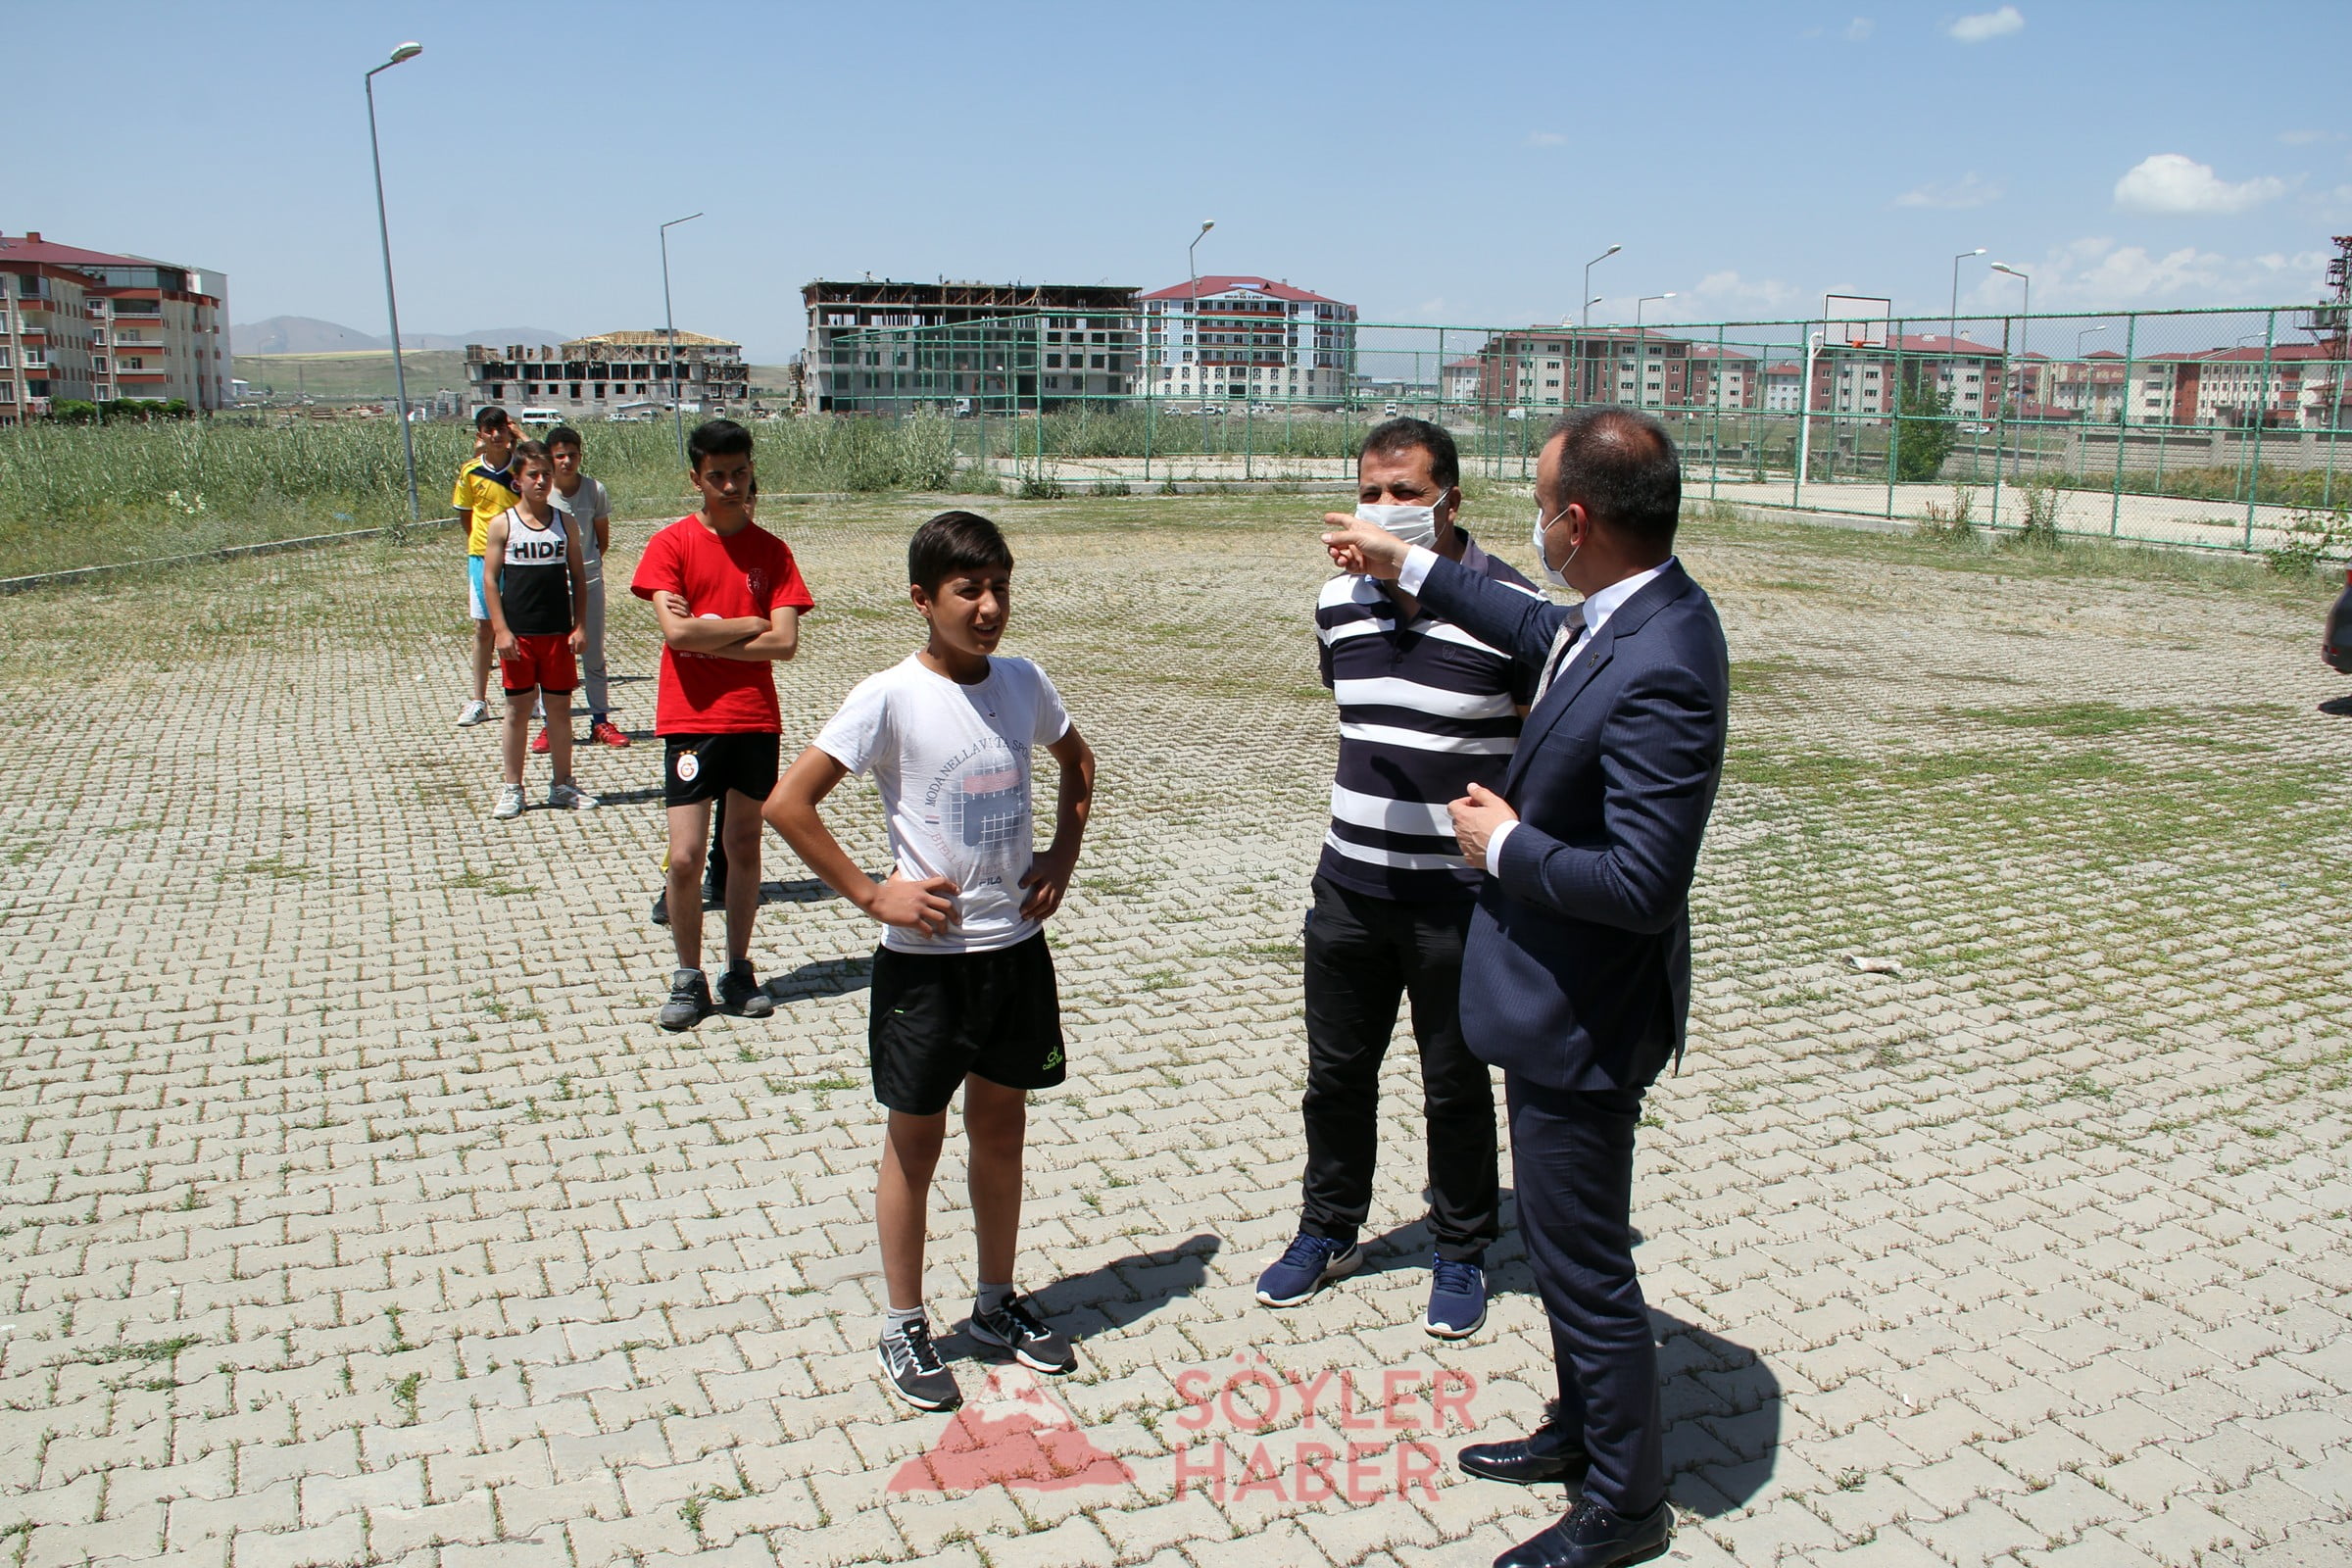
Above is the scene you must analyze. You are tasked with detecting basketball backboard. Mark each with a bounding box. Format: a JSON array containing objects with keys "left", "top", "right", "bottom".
[{"left": 1824, "top": 294, "right": 1891, "bottom": 349}]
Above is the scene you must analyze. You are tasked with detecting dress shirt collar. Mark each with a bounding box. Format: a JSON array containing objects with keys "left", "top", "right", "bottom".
[{"left": 1577, "top": 557, "right": 1675, "bottom": 643}]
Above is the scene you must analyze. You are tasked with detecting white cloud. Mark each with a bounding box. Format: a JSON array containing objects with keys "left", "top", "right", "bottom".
[
  {"left": 1525, "top": 131, "right": 1566, "bottom": 149},
  {"left": 2279, "top": 128, "right": 2332, "bottom": 146},
  {"left": 2113, "top": 153, "right": 2285, "bottom": 216},
  {"left": 1845, "top": 18, "right": 1875, "bottom": 41},
  {"left": 1947, "top": 6, "right": 2024, "bottom": 42},
  {"left": 1895, "top": 172, "right": 2003, "bottom": 210},
  {"left": 1963, "top": 236, "right": 2327, "bottom": 311}
]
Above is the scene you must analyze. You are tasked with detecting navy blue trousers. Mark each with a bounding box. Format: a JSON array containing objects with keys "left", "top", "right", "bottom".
[{"left": 1504, "top": 1074, "right": 1664, "bottom": 1517}]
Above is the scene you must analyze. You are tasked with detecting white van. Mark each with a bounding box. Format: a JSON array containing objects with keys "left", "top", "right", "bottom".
[{"left": 518, "top": 407, "right": 564, "bottom": 427}]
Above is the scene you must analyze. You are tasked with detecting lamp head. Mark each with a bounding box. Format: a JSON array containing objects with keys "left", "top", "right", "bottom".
[
  {"left": 1199, "top": 220, "right": 1215, "bottom": 234},
  {"left": 1967, "top": 247, "right": 1986, "bottom": 257},
  {"left": 389, "top": 42, "right": 422, "bottom": 64},
  {"left": 1991, "top": 262, "right": 2025, "bottom": 278},
  {"left": 1604, "top": 243, "right": 1623, "bottom": 258}
]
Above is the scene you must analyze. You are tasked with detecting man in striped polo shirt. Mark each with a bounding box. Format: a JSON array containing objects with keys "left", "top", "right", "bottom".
[{"left": 1256, "top": 417, "right": 1541, "bottom": 1339}]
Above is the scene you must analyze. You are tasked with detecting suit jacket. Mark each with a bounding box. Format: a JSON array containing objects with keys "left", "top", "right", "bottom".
[{"left": 1414, "top": 556, "right": 1730, "bottom": 1092}]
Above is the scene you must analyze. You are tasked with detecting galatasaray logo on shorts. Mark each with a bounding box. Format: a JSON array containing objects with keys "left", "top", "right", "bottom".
[{"left": 675, "top": 751, "right": 701, "bottom": 783}]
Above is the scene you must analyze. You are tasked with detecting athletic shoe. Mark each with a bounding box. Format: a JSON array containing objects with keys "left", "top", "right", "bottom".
[
  {"left": 1254, "top": 1233, "right": 1363, "bottom": 1306},
  {"left": 878, "top": 1316, "right": 961, "bottom": 1411},
  {"left": 490, "top": 784, "right": 525, "bottom": 820},
  {"left": 530, "top": 725, "right": 552, "bottom": 755},
  {"left": 716, "top": 959, "right": 775, "bottom": 1019},
  {"left": 651, "top": 892, "right": 671, "bottom": 926},
  {"left": 659, "top": 969, "right": 711, "bottom": 1032},
  {"left": 457, "top": 700, "right": 491, "bottom": 727},
  {"left": 969, "top": 1294, "right": 1075, "bottom": 1374},
  {"left": 548, "top": 781, "right": 600, "bottom": 811},
  {"left": 1426, "top": 1256, "right": 1489, "bottom": 1340},
  {"left": 591, "top": 720, "right": 632, "bottom": 749}
]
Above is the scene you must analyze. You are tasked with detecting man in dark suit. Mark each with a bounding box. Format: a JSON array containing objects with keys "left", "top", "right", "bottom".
[{"left": 1322, "top": 406, "right": 1729, "bottom": 1568}]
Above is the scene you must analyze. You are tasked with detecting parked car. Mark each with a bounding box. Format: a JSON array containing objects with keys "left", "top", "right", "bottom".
[{"left": 2326, "top": 565, "right": 2352, "bottom": 675}]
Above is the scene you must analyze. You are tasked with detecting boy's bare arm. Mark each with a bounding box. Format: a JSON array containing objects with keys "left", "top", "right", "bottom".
[
  {"left": 481, "top": 514, "right": 516, "bottom": 659},
  {"left": 593, "top": 504, "right": 611, "bottom": 559},
  {"left": 702, "top": 605, "right": 799, "bottom": 662},
  {"left": 763, "top": 748, "right": 957, "bottom": 935},
  {"left": 1018, "top": 724, "right": 1096, "bottom": 921},
  {"left": 649, "top": 591, "right": 768, "bottom": 652}
]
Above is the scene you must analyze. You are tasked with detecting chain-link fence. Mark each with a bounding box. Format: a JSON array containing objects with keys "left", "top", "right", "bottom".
[{"left": 828, "top": 306, "right": 2352, "bottom": 555}]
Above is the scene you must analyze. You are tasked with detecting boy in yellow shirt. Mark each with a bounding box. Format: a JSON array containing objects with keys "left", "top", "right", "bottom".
[{"left": 453, "top": 407, "right": 520, "bottom": 726}]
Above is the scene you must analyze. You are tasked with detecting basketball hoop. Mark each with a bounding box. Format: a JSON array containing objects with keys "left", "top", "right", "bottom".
[{"left": 1824, "top": 294, "right": 1892, "bottom": 351}]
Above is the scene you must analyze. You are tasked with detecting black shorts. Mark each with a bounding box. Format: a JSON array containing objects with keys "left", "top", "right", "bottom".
[
  {"left": 868, "top": 932, "right": 1065, "bottom": 1115},
  {"left": 663, "top": 733, "right": 781, "bottom": 808}
]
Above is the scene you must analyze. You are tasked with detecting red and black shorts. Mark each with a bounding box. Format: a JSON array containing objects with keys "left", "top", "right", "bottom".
[
  {"left": 500, "top": 633, "right": 577, "bottom": 695},
  {"left": 662, "top": 732, "right": 782, "bottom": 808}
]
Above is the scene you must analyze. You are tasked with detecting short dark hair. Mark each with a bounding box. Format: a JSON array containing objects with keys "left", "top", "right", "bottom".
[
  {"left": 908, "top": 510, "right": 1014, "bottom": 594},
  {"left": 1357, "top": 416, "right": 1459, "bottom": 491},
  {"left": 473, "top": 406, "right": 512, "bottom": 432},
  {"left": 687, "top": 417, "right": 754, "bottom": 472},
  {"left": 511, "top": 439, "right": 553, "bottom": 474},
  {"left": 1544, "top": 406, "right": 1681, "bottom": 548},
  {"left": 544, "top": 424, "right": 583, "bottom": 452}
]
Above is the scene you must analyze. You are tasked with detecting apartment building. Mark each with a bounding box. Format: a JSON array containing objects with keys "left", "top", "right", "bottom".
[
  {"left": 464, "top": 331, "right": 749, "bottom": 417},
  {"left": 0, "top": 232, "right": 230, "bottom": 422},
  {"left": 1469, "top": 328, "right": 1694, "bottom": 411},
  {"left": 805, "top": 279, "right": 1139, "bottom": 413},
  {"left": 1141, "top": 276, "right": 1356, "bottom": 406}
]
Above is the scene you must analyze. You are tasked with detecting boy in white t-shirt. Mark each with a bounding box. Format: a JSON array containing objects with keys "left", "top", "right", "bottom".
[{"left": 765, "top": 510, "right": 1097, "bottom": 1414}]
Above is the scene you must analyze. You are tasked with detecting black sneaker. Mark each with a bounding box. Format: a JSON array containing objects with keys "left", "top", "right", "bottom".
[
  {"left": 651, "top": 891, "right": 671, "bottom": 926},
  {"left": 968, "top": 1294, "right": 1074, "bottom": 1374},
  {"left": 658, "top": 969, "right": 711, "bottom": 1032},
  {"left": 716, "top": 960, "right": 775, "bottom": 1019},
  {"left": 879, "top": 1316, "right": 961, "bottom": 1411}
]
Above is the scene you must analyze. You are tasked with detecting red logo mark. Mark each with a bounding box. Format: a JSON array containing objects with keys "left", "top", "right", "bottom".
[{"left": 888, "top": 1368, "right": 1134, "bottom": 1494}]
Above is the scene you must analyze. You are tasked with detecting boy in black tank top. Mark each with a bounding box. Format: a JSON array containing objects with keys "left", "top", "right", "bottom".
[{"left": 480, "top": 441, "right": 599, "bottom": 819}]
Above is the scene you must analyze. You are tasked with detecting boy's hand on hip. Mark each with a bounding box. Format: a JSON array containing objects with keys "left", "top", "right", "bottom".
[
  {"left": 1018, "top": 849, "right": 1078, "bottom": 921},
  {"left": 867, "top": 871, "right": 959, "bottom": 935}
]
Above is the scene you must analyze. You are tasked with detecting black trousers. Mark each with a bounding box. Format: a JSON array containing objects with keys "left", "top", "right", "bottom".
[
  {"left": 1505, "top": 1073, "right": 1663, "bottom": 1517},
  {"left": 1298, "top": 876, "right": 1499, "bottom": 1263}
]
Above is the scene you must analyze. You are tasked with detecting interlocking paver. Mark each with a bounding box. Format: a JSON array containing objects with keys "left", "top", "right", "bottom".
[{"left": 2, "top": 497, "right": 2348, "bottom": 1566}]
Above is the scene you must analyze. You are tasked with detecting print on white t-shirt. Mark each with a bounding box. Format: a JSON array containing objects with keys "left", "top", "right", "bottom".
[{"left": 814, "top": 654, "right": 1072, "bottom": 955}]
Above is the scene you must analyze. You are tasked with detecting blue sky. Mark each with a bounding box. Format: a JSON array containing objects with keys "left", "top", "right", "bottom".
[{"left": 16, "top": 1, "right": 2350, "bottom": 361}]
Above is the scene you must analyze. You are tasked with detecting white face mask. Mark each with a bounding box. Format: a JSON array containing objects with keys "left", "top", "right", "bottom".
[
  {"left": 1531, "top": 504, "right": 1579, "bottom": 590},
  {"left": 1357, "top": 494, "right": 1446, "bottom": 551}
]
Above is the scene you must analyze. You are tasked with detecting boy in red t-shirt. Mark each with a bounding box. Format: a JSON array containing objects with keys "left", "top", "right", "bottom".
[{"left": 629, "top": 419, "right": 813, "bottom": 1031}]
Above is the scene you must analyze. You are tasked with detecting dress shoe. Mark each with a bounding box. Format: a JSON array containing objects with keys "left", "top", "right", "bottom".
[
  {"left": 1494, "top": 1497, "right": 1672, "bottom": 1568},
  {"left": 1457, "top": 1426, "right": 1590, "bottom": 1485}
]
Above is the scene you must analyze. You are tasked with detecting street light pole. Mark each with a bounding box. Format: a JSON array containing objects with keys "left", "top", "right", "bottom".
[
  {"left": 660, "top": 212, "right": 703, "bottom": 467},
  {"left": 365, "top": 41, "right": 423, "bottom": 523},
  {"left": 1991, "top": 262, "right": 2030, "bottom": 409},
  {"left": 1949, "top": 247, "right": 1985, "bottom": 348},
  {"left": 1189, "top": 220, "right": 1213, "bottom": 412},
  {"left": 1584, "top": 243, "right": 1622, "bottom": 330}
]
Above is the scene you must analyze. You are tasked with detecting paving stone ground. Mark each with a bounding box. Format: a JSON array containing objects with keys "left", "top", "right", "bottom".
[{"left": 1, "top": 492, "right": 2347, "bottom": 1568}]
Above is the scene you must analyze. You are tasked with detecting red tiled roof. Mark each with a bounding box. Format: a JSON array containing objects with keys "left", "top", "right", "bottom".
[
  {"left": 1140, "top": 274, "right": 1344, "bottom": 305},
  {"left": 0, "top": 231, "right": 146, "bottom": 269},
  {"left": 1887, "top": 333, "right": 2004, "bottom": 355}
]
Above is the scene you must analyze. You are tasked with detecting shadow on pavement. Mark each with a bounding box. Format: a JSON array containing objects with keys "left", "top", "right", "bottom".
[{"left": 956, "top": 1234, "right": 1222, "bottom": 1351}]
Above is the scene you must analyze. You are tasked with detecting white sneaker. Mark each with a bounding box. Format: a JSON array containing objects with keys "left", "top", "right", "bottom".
[
  {"left": 549, "top": 781, "right": 599, "bottom": 811},
  {"left": 457, "top": 700, "right": 492, "bottom": 727},
  {"left": 491, "top": 784, "right": 525, "bottom": 819}
]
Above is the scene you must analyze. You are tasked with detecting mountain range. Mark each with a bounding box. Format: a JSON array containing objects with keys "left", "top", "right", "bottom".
[{"left": 232, "top": 317, "right": 569, "bottom": 355}]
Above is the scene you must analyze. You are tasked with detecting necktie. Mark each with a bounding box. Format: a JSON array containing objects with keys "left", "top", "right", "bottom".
[{"left": 1533, "top": 615, "right": 1588, "bottom": 708}]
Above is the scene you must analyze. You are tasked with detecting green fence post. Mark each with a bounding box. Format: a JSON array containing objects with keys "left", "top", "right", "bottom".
[
  {"left": 2246, "top": 310, "right": 2274, "bottom": 549},
  {"left": 1886, "top": 319, "right": 1903, "bottom": 521},
  {"left": 1988, "top": 315, "right": 2008, "bottom": 529},
  {"left": 2112, "top": 314, "right": 2134, "bottom": 537}
]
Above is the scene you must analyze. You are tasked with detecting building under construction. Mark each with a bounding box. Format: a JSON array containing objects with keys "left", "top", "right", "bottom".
[{"left": 805, "top": 279, "right": 1138, "bottom": 413}]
